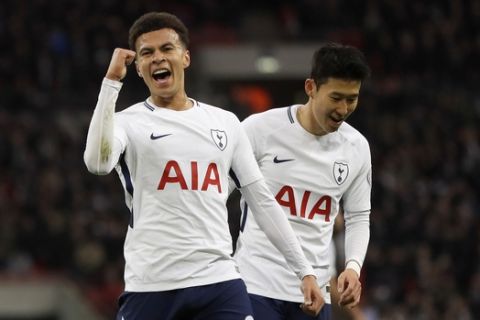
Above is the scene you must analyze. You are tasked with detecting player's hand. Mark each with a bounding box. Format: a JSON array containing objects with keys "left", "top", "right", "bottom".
[
  {"left": 300, "top": 275, "right": 324, "bottom": 316},
  {"left": 337, "top": 268, "right": 362, "bottom": 308},
  {"left": 105, "top": 48, "right": 136, "bottom": 82}
]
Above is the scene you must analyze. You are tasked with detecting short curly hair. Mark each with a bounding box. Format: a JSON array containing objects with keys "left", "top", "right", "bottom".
[{"left": 128, "top": 12, "right": 190, "bottom": 51}]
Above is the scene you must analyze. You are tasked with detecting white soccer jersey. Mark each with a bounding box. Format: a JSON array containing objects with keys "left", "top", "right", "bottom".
[
  {"left": 235, "top": 105, "right": 372, "bottom": 303},
  {"left": 116, "top": 99, "right": 265, "bottom": 292},
  {"left": 84, "top": 79, "right": 316, "bottom": 293},
  {"left": 87, "top": 82, "right": 264, "bottom": 292}
]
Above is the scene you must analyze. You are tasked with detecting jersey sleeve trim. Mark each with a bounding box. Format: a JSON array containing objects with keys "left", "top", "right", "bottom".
[
  {"left": 345, "top": 259, "right": 362, "bottom": 276},
  {"left": 229, "top": 169, "right": 241, "bottom": 188},
  {"left": 287, "top": 106, "right": 295, "bottom": 123}
]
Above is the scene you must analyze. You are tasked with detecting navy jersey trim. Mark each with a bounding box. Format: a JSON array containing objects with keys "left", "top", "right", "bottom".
[
  {"left": 143, "top": 101, "right": 155, "bottom": 111},
  {"left": 119, "top": 152, "right": 134, "bottom": 227},
  {"left": 240, "top": 202, "right": 248, "bottom": 232},
  {"left": 145, "top": 99, "right": 198, "bottom": 111},
  {"left": 229, "top": 169, "right": 241, "bottom": 188},
  {"left": 189, "top": 98, "right": 199, "bottom": 107},
  {"left": 287, "top": 106, "right": 295, "bottom": 123}
]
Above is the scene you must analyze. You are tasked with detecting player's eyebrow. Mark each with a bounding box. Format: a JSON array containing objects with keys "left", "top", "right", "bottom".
[
  {"left": 330, "top": 92, "right": 359, "bottom": 98},
  {"left": 138, "top": 41, "right": 176, "bottom": 53}
]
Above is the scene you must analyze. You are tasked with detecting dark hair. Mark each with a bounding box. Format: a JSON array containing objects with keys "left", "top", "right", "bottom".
[
  {"left": 128, "top": 12, "right": 190, "bottom": 51},
  {"left": 310, "top": 42, "right": 371, "bottom": 86}
]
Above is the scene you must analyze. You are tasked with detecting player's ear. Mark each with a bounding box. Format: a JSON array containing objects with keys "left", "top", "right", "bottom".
[
  {"left": 135, "top": 60, "right": 142, "bottom": 78},
  {"left": 305, "top": 78, "right": 316, "bottom": 98},
  {"left": 183, "top": 50, "right": 191, "bottom": 68}
]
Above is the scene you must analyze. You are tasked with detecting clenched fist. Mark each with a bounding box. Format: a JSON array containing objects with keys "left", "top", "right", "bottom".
[{"left": 105, "top": 48, "right": 136, "bottom": 82}]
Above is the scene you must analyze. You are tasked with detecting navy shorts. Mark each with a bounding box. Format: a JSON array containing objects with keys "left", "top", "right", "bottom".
[
  {"left": 116, "top": 279, "right": 254, "bottom": 320},
  {"left": 249, "top": 294, "right": 331, "bottom": 320}
]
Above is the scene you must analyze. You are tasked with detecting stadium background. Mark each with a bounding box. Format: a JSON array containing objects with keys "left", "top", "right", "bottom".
[{"left": 0, "top": 0, "right": 479, "bottom": 319}]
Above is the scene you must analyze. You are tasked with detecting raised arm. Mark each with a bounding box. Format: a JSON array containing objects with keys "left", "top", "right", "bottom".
[{"left": 83, "top": 48, "right": 135, "bottom": 175}]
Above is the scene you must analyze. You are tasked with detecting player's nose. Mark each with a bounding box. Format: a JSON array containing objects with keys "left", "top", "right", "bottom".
[
  {"left": 336, "top": 100, "right": 349, "bottom": 116},
  {"left": 152, "top": 50, "right": 165, "bottom": 63}
]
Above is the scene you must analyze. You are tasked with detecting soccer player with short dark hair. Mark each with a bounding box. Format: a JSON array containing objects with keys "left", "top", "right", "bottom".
[
  {"left": 83, "top": 11, "right": 323, "bottom": 320},
  {"left": 232, "top": 42, "right": 372, "bottom": 320}
]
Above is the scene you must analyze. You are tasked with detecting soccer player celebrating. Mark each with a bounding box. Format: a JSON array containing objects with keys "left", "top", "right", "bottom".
[
  {"left": 83, "top": 11, "right": 322, "bottom": 320},
  {"left": 232, "top": 42, "right": 372, "bottom": 320}
]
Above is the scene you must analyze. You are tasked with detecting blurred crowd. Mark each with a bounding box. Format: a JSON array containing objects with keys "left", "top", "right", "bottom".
[{"left": 1, "top": 0, "right": 479, "bottom": 319}]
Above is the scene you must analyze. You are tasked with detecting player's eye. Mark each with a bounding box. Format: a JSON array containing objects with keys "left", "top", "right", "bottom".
[
  {"left": 161, "top": 45, "right": 174, "bottom": 52},
  {"left": 140, "top": 50, "right": 152, "bottom": 57}
]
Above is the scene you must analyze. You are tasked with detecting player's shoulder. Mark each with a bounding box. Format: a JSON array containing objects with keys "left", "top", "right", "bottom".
[
  {"left": 117, "top": 101, "right": 151, "bottom": 115},
  {"left": 243, "top": 106, "right": 293, "bottom": 131},
  {"left": 195, "top": 100, "right": 231, "bottom": 114},
  {"left": 196, "top": 100, "right": 240, "bottom": 122},
  {"left": 338, "top": 122, "right": 369, "bottom": 147},
  {"left": 244, "top": 106, "right": 291, "bottom": 122}
]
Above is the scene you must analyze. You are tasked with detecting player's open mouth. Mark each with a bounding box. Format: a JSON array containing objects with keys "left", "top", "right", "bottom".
[
  {"left": 152, "top": 69, "right": 171, "bottom": 84},
  {"left": 330, "top": 116, "right": 344, "bottom": 124}
]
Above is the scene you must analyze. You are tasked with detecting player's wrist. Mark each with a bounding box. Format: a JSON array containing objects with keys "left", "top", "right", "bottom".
[
  {"left": 345, "top": 260, "right": 361, "bottom": 277},
  {"left": 300, "top": 265, "right": 316, "bottom": 280},
  {"left": 102, "top": 77, "right": 124, "bottom": 89},
  {"left": 105, "top": 73, "right": 123, "bottom": 82},
  {"left": 302, "top": 274, "right": 317, "bottom": 280}
]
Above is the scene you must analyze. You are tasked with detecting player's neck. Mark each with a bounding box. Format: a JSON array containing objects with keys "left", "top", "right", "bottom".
[
  {"left": 149, "top": 93, "right": 192, "bottom": 111},
  {"left": 297, "top": 103, "right": 328, "bottom": 136}
]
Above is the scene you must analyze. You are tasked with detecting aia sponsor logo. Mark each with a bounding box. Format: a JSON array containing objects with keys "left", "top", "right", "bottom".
[
  {"left": 275, "top": 185, "right": 332, "bottom": 221},
  {"left": 158, "top": 160, "right": 222, "bottom": 193}
]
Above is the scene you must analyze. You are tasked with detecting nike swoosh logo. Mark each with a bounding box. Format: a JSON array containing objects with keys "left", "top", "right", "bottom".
[
  {"left": 273, "top": 156, "right": 295, "bottom": 163},
  {"left": 150, "top": 133, "right": 172, "bottom": 140}
]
